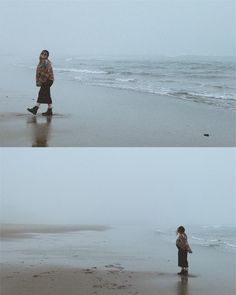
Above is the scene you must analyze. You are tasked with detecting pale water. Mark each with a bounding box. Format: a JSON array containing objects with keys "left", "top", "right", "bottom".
[
  {"left": 51, "top": 56, "right": 236, "bottom": 110},
  {"left": 155, "top": 224, "right": 236, "bottom": 253}
]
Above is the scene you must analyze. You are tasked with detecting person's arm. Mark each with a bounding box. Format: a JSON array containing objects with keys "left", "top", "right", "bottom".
[
  {"left": 185, "top": 240, "right": 193, "bottom": 253},
  {"left": 40, "top": 62, "right": 54, "bottom": 81},
  {"left": 36, "top": 65, "right": 42, "bottom": 87},
  {"left": 176, "top": 236, "right": 182, "bottom": 249},
  {"left": 187, "top": 243, "right": 193, "bottom": 253}
]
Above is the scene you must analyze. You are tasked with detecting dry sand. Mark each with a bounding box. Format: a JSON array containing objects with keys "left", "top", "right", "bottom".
[{"left": 0, "top": 61, "right": 235, "bottom": 146}]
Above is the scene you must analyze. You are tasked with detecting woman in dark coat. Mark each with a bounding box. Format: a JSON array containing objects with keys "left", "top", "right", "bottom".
[
  {"left": 176, "top": 226, "right": 192, "bottom": 275},
  {"left": 27, "top": 50, "right": 54, "bottom": 116}
]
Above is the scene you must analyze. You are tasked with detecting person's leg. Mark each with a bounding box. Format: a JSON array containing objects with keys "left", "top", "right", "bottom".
[
  {"left": 27, "top": 87, "right": 42, "bottom": 115},
  {"left": 178, "top": 250, "right": 188, "bottom": 275},
  {"left": 42, "top": 104, "right": 53, "bottom": 116},
  {"left": 27, "top": 104, "right": 40, "bottom": 115},
  {"left": 42, "top": 81, "right": 53, "bottom": 116},
  {"left": 183, "top": 252, "right": 189, "bottom": 275}
]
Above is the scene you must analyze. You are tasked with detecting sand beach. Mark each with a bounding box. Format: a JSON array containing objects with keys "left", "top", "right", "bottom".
[
  {"left": 0, "top": 224, "right": 235, "bottom": 295},
  {"left": 0, "top": 60, "right": 235, "bottom": 147}
]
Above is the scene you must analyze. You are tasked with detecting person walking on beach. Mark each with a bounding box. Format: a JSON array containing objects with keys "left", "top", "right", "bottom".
[
  {"left": 27, "top": 50, "right": 54, "bottom": 116},
  {"left": 176, "top": 226, "right": 192, "bottom": 275}
]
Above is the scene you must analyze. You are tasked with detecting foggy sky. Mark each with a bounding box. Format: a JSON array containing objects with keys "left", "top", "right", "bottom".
[
  {"left": 1, "top": 148, "right": 235, "bottom": 226},
  {"left": 0, "top": 0, "right": 235, "bottom": 58}
]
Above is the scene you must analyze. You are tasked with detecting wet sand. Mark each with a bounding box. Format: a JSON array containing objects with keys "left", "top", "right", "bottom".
[
  {"left": 0, "top": 62, "right": 235, "bottom": 147},
  {"left": 0, "top": 264, "right": 196, "bottom": 295},
  {"left": 0, "top": 224, "right": 235, "bottom": 295},
  {"left": 1, "top": 253, "right": 235, "bottom": 295}
]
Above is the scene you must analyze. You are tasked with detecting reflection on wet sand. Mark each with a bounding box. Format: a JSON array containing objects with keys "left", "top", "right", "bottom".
[
  {"left": 176, "top": 275, "right": 188, "bottom": 295},
  {"left": 27, "top": 116, "right": 52, "bottom": 147}
]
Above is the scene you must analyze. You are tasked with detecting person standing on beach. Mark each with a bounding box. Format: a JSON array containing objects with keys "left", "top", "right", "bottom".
[
  {"left": 176, "top": 226, "right": 192, "bottom": 275},
  {"left": 27, "top": 50, "right": 54, "bottom": 116}
]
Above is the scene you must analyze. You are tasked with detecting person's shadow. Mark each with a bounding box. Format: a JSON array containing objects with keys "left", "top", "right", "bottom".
[
  {"left": 27, "top": 116, "right": 52, "bottom": 147},
  {"left": 176, "top": 275, "right": 189, "bottom": 295}
]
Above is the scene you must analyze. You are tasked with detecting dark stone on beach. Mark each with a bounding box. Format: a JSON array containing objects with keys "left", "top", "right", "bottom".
[
  {"left": 117, "top": 285, "right": 127, "bottom": 289},
  {"left": 204, "top": 133, "right": 210, "bottom": 137}
]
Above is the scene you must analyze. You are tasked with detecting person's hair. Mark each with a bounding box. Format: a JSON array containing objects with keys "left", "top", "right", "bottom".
[
  {"left": 42, "top": 50, "right": 49, "bottom": 57},
  {"left": 177, "top": 226, "right": 185, "bottom": 234}
]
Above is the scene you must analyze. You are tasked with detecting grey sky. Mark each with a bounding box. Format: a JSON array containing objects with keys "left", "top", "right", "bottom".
[
  {"left": 1, "top": 148, "right": 235, "bottom": 226},
  {"left": 0, "top": 0, "right": 235, "bottom": 58}
]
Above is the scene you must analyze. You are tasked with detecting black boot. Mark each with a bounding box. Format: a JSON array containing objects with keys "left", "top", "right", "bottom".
[
  {"left": 42, "top": 108, "right": 53, "bottom": 116},
  {"left": 27, "top": 106, "right": 39, "bottom": 115},
  {"left": 178, "top": 269, "right": 188, "bottom": 276}
]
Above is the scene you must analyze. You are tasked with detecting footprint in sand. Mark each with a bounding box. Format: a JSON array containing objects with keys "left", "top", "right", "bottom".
[
  {"left": 93, "top": 284, "right": 103, "bottom": 288},
  {"left": 83, "top": 268, "right": 95, "bottom": 274},
  {"left": 32, "top": 271, "right": 52, "bottom": 278}
]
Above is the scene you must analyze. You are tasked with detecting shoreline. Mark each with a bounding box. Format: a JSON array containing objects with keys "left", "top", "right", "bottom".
[{"left": 0, "top": 63, "right": 235, "bottom": 147}]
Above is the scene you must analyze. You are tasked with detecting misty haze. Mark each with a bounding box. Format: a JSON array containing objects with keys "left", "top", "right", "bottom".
[
  {"left": 0, "top": 0, "right": 235, "bottom": 57},
  {"left": 1, "top": 148, "right": 235, "bottom": 226}
]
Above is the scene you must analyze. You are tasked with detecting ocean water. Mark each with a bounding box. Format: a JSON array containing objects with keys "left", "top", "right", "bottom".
[
  {"left": 155, "top": 224, "right": 236, "bottom": 253},
  {"left": 52, "top": 56, "right": 236, "bottom": 110}
]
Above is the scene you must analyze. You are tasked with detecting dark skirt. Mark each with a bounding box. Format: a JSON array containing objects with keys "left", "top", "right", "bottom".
[
  {"left": 37, "top": 80, "right": 53, "bottom": 104},
  {"left": 178, "top": 249, "right": 188, "bottom": 267}
]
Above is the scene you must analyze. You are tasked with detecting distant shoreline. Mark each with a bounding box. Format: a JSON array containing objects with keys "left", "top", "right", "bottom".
[{"left": 0, "top": 224, "right": 109, "bottom": 239}]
